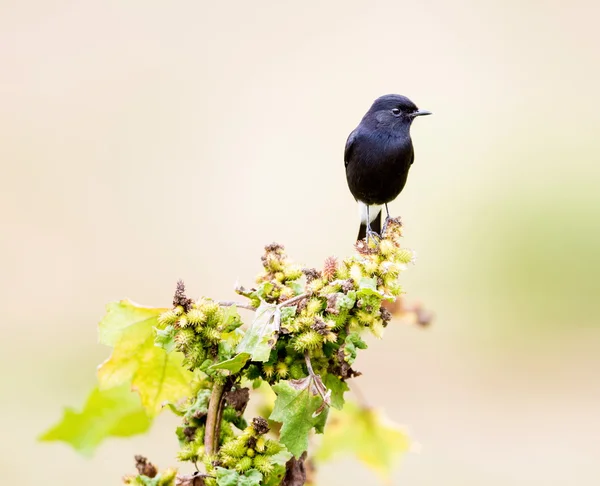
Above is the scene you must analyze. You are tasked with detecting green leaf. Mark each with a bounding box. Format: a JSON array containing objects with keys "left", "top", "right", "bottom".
[
  {"left": 315, "top": 402, "right": 410, "bottom": 482},
  {"left": 215, "top": 468, "right": 263, "bottom": 486},
  {"left": 336, "top": 291, "right": 356, "bottom": 312},
  {"left": 323, "top": 374, "right": 349, "bottom": 410},
  {"left": 238, "top": 470, "right": 263, "bottom": 486},
  {"left": 358, "top": 277, "right": 378, "bottom": 293},
  {"left": 40, "top": 384, "right": 151, "bottom": 456},
  {"left": 208, "top": 353, "right": 251, "bottom": 373},
  {"left": 155, "top": 325, "right": 177, "bottom": 353},
  {"left": 270, "top": 377, "right": 329, "bottom": 457},
  {"left": 236, "top": 302, "right": 281, "bottom": 362},
  {"left": 97, "top": 300, "right": 193, "bottom": 416},
  {"left": 98, "top": 299, "right": 167, "bottom": 346},
  {"left": 221, "top": 306, "right": 244, "bottom": 332}
]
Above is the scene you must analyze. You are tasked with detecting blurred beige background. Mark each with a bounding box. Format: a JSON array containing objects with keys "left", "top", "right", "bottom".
[{"left": 2, "top": 1, "right": 599, "bottom": 485}]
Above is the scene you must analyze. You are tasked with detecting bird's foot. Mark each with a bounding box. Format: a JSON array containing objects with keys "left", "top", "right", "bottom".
[
  {"left": 381, "top": 215, "right": 391, "bottom": 236},
  {"left": 365, "top": 229, "right": 381, "bottom": 247}
]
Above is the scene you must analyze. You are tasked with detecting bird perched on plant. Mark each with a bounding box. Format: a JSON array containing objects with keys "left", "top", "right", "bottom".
[{"left": 345, "top": 94, "right": 431, "bottom": 241}]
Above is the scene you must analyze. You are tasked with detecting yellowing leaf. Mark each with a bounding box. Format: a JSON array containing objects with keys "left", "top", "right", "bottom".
[
  {"left": 97, "top": 300, "right": 193, "bottom": 416},
  {"left": 39, "top": 385, "right": 151, "bottom": 456},
  {"left": 99, "top": 300, "right": 167, "bottom": 346},
  {"left": 315, "top": 402, "right": 410, "bottom": 483}
]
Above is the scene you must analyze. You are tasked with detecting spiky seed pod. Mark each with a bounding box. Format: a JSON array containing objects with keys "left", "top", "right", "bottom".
[
  {"left": 363, "top": 259, "right": 379, "bottom": 276},
  {"left": 158, "top": 468, "right": 177, "bottom": 485},
  {"left": 177, "top": 316, "right": 189, "bottom": 328},
  {"left": 396, "top": 248, "right": 414, "bottom": 264},
  {"left": 174, "top": 328, "right": 196, "bottom": 348},
  {"left": 246, "top": 364, "right": 261, "bottom": 380},
  {"left": 186, "top": 308, "right": 206, "bottom": 326},
  {"left": 220, "top": 439, "right": 247, "bottom": 459},
  {"left": 308, "top": 277, "right": 325, "bottom": 293},
  {"left": 349, "top": 263, "right": 363, "bottom": 283},
  {"left": 323, "top": 331, "right": 338, "bottom": 343},
  {"left": 262, "top": 364, "right": 275, "bottom": 379},
  {"left": 378, "top": 238, "right": 396, "bottom": 257},
  {"left": 200, "top": 300, "right": 221, "bottom": 319},
  {"left": 275, "top": 362, "right": 289, "bottom": 378},
  {"left": 279, "top": 286, "right": 295, "bottom": 301},
  {"left": 293, "top": 330, "right": 323, "bottom": 352},
  {"left": 158, "top": 309, "right": 180, "bottom": 326},
  {"left": 306, "top": 298, "right": 324, "bottom": 316},
  {"left": 219, "top": 453, "right": 236, "bottom": 467},
  {"left": 254, "top": 436, "right": 266, "bottom": 453},
  {"left": 322, "top": 256, "right": 338, "bottom": 281},
  {"left": 264, "top": 439, "right": 283, "bottom": 456},
  {"left": 379, "top": 261, "right": 401, "bottom": 280},
  {"left": 274, "top": 271, "right": 285, "bottom": 282},
  {"left": 235, "top": 456, "right": 253, "bottom": 473},
  {"left": 202, "top": 326, "right": 221, "bottom": 343},
  {"left": 356, "top": 309, "right": 376, "bottom": 326},
  {"left": 289, "top": 362, "right": 305, "bottom": 379},
  {"left": 284, "top": 265, "right": 303, "bottom": 281},
  {"left": 246, "top": 448, "right": 255, "bottom": 458},
  {"left": 370, "top": 320, "right": 385, "bottom": 338},
  {"left": 252, "top": 454, "right": 275, "bottom": 475},
  {"left": 177, "top": 448, "right": 198, "bottom": 462}
]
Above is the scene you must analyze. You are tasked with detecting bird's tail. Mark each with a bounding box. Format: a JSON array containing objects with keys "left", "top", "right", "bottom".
[{"left": 357, "top": 211, "right": 381, "bottom": 241}]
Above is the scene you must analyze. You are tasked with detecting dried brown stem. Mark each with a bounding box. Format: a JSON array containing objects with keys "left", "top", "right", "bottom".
[{"left": 204, "top": 381, "right": 225, "bottom": 455}]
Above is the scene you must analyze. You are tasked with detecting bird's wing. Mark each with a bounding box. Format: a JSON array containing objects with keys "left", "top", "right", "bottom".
[{"left": 344, "top": 129, "right": 358, "bottom": 168}]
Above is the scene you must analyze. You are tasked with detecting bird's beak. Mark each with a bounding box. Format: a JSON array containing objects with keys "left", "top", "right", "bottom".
[{"left": 412, "top": 109, "right": 432, "bottom": 117}]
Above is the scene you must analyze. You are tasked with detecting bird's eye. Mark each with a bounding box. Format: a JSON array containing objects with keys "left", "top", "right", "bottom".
[{"left": 391, "top": 108, "right": 401, "bottom": 116}]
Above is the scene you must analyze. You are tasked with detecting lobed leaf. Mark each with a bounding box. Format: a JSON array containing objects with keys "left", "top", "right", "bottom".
[
  {"left": 269, "top": 377, "right": 330, "bottom": 458},
  {"left": 315, "top": 402, "right": 410, "bottom": 482},
  {"left": 97, "top": 300, "right": 193, "bottom": 416},
  {"left": 39, "top": 385, "right": 151, "bottom": 456}
]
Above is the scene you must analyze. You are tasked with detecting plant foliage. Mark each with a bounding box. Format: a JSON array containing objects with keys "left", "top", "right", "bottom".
[{"left": 43, "top": 219, "right": 417, "bottom": 485}]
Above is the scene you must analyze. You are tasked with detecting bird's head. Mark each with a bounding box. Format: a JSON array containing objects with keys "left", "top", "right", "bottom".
[{"left": 365, "top": 94, "right": 431, "bottom": 130}]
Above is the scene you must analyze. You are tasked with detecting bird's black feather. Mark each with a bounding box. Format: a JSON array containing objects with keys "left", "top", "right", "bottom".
[{"left": 345, "top": 94, "right": 430, "bottom": 241}]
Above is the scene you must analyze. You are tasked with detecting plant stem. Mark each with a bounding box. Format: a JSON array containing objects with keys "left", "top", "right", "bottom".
[
  {"left": 279, "top": 292, "right": 309, "bottom": 308},
  {"left": 217, "top": 301, "right": 256, "bottom": 311},
  {"left": 204, "top": 381, "right": 226, "bottom": 455}
]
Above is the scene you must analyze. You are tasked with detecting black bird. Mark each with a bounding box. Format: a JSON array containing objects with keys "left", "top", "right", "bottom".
[{"left": 345, "top": 94, "right": 431, "bottom": 241}]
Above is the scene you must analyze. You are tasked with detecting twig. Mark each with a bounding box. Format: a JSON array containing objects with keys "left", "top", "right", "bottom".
[
  {"left": 304, "top": 352, "right": 330, "bottom": 406},
  {"left": 217, "top": 301, "right": 256, "bottom": 311},
  {"left": 279, "top": 293, "right": 309, "bottom": 308},
  {"left": 204, "top": 381, "right": 226, "bottom": 455}
]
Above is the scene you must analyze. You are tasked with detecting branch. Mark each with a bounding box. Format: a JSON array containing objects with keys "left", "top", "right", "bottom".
[
  {"left": 217, "top": 301, "right": 256, "bottom": 311},
  {"left": 204, "top": 381, "right": 226, "bottom": 455},
  {"left": 279, "top": 292, "right": 309, "bottom": 308},
  {"left": 304, "top": 352, "right": 330, "bottom": 406}
]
